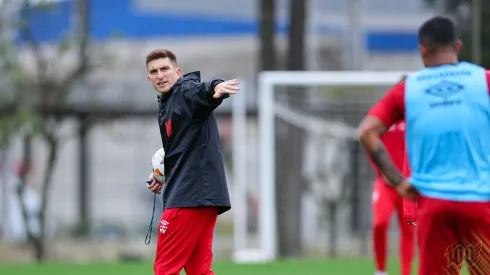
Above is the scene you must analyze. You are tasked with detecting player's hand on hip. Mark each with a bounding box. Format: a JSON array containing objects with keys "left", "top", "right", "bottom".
[
  {"left": 148, "top": 172, "right": 163, "bottom": 194},
  {"left": 213, "top": 79, "right": 240, "bottom": 98},
  {"left": 395, "top": 179, "right": 418, "bottom": 202}
]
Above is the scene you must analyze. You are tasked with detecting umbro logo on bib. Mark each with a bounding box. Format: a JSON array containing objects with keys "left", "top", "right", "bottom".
[
  {"left": 425, "top": 80, "right": 463, "bottom": 100},
  {"left": 425, "top": 80, "right": 463, "bottom": 108}
]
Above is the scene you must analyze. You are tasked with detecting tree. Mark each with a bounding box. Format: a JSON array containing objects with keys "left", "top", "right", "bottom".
[
  {"left": 425, "top": 0, "right": 490, "bottom": 66},
  {"left": 258, "top": 0, "right": 277, "bottom": 71},
  {"left": 0, "top": 0, "right": 93, "bottom": 262},
  {"left": 274, "top": 0, "right": 307, "bottom": 257}
]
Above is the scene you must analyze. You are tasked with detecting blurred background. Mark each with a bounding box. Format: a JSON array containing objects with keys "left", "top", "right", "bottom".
[{"left": 0, "top": 0, "right": 487, "bottom": 274}]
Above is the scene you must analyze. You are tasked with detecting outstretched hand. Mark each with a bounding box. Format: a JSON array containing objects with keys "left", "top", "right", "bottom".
[{"left": 213, "top": 79, "right": 240, "bottom": 98}]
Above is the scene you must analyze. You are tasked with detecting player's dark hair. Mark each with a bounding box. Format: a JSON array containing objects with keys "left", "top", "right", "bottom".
[
  {"left": 145, "top": 49, "right": 178, "bottom": 68},
  {"left": 418, "top": 16, "right": 458, "bottom": 53}
]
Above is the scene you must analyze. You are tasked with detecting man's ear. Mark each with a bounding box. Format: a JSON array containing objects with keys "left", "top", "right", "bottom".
[
  {"left": 176, "top": 68, "right": 182, "bottom": 77},
  {"left": 454, "top": 39, "right": 463, "bottom": 54},
  {"left": 419, "top": 44, "right": 429, "bottom": 58}
]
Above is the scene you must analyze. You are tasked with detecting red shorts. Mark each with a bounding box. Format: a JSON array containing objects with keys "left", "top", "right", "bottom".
[
  {"left": 154, "top": 207, "right": 218, "bottom": 275},
  {"left": 417, "top": 196, "right": 490, "bottom": 275},
  {"left": 372, "top": 178, "right": 403, "bottom": 223}
]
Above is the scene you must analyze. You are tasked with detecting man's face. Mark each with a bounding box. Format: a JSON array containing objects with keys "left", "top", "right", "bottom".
[{"left": 147, "top": 58, "right": 182, "bottom": 94}]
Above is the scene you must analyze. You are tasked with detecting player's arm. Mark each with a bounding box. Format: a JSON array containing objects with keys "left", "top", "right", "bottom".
[
  {"left": 359, "top": 82, "right": 405, "bottom": 188},
  {"left": 182, "top": 79, "right": 239, "bottom": 118}
]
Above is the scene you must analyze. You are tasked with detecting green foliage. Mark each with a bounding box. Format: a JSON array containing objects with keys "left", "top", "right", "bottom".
[
  {"left": 57, "top": 34, "right": 73, "bottom": 55},
  {"left": 0, "top": 0, "right": 90, "bottom": 147},
  {"left": 0, "top": 0, "right": 93, "bottom": 262},
  {"left": 0, "top": 39, "right": 39, "bottom": 146},
  {"left": 0, "top": 107, "right": 44, "bottom": 146}
]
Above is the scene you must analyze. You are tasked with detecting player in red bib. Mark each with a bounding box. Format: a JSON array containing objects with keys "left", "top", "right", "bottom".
[{"left": 368, "top": 120, "right": 415, "bottom": 275}]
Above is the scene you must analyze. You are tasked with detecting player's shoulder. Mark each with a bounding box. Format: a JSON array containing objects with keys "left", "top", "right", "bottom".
[
  {"left": 464, "top": 62, "right": 490, "bottom": 83},
  {"left": 385, "top": 77, "right": 406, "bottom": 96},
  {"left": 485, "top": 69, "right": 490, "bottom": 77},
  {"left": 460, "top": 61, "right": 484, "bottom": 70},
  {"left": 458, "top": 61, "right": 489, "bottom": 76},
  {"left": 404, "top": 68, "right": 430, "bottom": 83},
  {"left": 177, "top": 71, "right": 203, "bottom": 91}
]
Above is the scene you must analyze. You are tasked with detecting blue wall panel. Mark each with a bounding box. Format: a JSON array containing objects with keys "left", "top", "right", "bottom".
[{"left": 19, "top": 0, "right": 419, "bottom": 53}]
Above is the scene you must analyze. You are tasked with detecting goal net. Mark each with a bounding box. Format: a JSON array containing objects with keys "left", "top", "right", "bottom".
[{"left": 231, "top": 71, "right": 412, "bottom": 263}]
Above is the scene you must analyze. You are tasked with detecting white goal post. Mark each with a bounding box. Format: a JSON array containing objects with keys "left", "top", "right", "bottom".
[{"left": 232, "top": 71, "right": 413, "bottom": 263}]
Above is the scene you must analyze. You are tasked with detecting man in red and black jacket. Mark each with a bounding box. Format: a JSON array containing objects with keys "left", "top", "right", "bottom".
[{"left": 145, "top": 49, "right": 239, "bottom": 275}]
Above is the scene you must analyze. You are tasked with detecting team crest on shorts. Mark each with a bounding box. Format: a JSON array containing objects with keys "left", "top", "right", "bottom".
[{"left": 160, "top": 220, "right": 169, "bottom": 234}]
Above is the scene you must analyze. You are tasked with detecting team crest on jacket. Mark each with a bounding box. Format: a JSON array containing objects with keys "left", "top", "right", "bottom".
[{"left": 165, "top": 120, "right": 172, "bottom": 137}]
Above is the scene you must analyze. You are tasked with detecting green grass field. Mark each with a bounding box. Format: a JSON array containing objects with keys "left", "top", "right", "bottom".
[
  {"left": 0, "top": 259, "right": 471, "bottom": 275},
  {"left": 0, "top": 259, "right": 387, "bottom": 275}
]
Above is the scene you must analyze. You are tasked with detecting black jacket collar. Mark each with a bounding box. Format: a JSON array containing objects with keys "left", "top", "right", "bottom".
[{"left": 157, "top": 71, "right": 201, "bottom": 103}]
